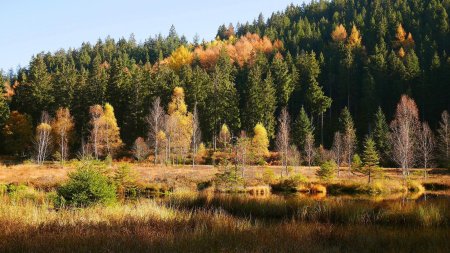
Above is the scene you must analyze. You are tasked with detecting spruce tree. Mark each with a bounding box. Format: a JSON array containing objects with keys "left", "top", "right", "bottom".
[
  {"left": 244, "top": 65, "right": 276, "bottom": 138},
  {"left": 373, "top": 107, "right": 390, "bottom": 165},
  {"left": 362, "top": 137, "right": 380, "bottom": 183},
  {"left": 294, "top": 106, "right": 314, "bottom": 149}
]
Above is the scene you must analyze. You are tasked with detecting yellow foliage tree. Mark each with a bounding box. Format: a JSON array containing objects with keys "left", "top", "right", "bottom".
[
  {"left": 331, "top": 24, "right": 347, "bottom": 42},
  {"left": 52, "top": 107, "right": 74, "bottom": 163},
  {"left": 348, "top": 25, "right": 362, "bottom": 47},
  {"left": 398, "top": 47, "right": 406, "bottom": 58},
  {"left": 195, "top": 142, "right": 207, "bottom": 164},
  {"left": 252, "top": 123, "right": 269, "bottom": 162},
  {"left": 102, "top": 103, "right": 123, "bottom": 156},
  {"left": 396, "top": 24, "right": 407, "bottom": 43},
  {"left": 167, "top": 87, "right": 193, "bottom": 164},
  {"left": 219, "top": 123, "right": 231, "bottom": 149},
  {"left": 167, "top": 45, "right": 193, "bottom": 70}
]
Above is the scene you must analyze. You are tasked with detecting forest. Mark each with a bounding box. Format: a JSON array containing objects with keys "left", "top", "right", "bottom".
[
  {"left": 1, "top": 0, "right": 450, "bottom": 169},
  {"left": 1, "top": 1, "right": 450, "bottom": 252}
]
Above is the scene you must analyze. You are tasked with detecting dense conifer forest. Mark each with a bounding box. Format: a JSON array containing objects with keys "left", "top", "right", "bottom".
[{"left": 0, "top": 0, "right": 449, "bottom": 164}]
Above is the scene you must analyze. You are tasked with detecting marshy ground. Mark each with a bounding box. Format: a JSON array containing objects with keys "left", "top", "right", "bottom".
[{"left": 1, "top": 162, "right": 449, "bottom": 252}]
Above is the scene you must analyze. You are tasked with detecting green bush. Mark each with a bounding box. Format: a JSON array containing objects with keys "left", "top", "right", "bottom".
[
  {"left": 113, "top": 164, "right": 139, "bottom": 199},
  {"left": 57, "top": 163, "right": 117, "bottom": 207},
  {"left": 317, "top": 160, "right": 337, "bottom": 181}
]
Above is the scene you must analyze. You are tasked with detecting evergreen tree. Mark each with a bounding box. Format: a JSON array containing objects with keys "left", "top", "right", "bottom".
[
  {"left": 362, "top": 137, "right": 380, "bottom": 183},
  {"left": 293, "top": 106, "right": 314, "bottom": 149},
  {"left": 244, "top": 65, "right": 276, "bottom": 138},
  {"left": 373, "top": 107, "right": 390, "bottom": 165}
]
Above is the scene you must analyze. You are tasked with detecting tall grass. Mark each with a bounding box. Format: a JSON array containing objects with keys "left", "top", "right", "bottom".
[{"left": 0, "top": 185, "right": 449, "bottom": 252}]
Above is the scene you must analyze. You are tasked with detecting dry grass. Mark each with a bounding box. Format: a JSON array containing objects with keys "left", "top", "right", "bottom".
[{"left": 0, "top": 191, "right": 449, "bottom": 252}]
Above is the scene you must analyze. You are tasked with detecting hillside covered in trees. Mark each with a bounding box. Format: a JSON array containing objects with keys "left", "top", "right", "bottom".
[{"left": 0, "top": 0, "right": 449, "bottom": 167}]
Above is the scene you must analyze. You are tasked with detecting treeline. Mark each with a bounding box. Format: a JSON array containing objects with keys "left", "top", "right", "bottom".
[{"left": 0, "top": 0, "right": 450, "bottom": 163}]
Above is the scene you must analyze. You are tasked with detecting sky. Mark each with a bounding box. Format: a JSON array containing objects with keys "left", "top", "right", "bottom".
[{"left": 0, "top": 0, "right": 305, "bottom": 71}]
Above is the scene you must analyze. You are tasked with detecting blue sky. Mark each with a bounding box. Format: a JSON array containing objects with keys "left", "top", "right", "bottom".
[{"left": 0, "top": 0, "right": 305, "bottom": 71}]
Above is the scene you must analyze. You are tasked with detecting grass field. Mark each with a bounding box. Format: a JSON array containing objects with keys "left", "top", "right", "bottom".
[{"left": 0, "top": 161, "right": 449, "bottom": 252}]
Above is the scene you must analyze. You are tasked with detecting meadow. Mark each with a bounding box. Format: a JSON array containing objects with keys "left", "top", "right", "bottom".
[{"left": 0, "top": 161, "right": 449, "bottom": 252}]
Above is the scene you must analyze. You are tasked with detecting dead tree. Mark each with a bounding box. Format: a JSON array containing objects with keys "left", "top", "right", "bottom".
[
  {"left": 276, "top": 107, "right": 291, "bottom": 177},
  {"left": 331, "top": 132, "right": 343, "bottom": 176},
  {"left": 418, "top": 122, "right": 435, "bottom": 177},
  {"left": 304, "top": 132, "right": 315, "bottom": 169}
]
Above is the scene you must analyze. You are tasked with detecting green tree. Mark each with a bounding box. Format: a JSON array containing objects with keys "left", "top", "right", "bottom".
[
  {"left": 373, "top": 107, "right": 390, "bottom": 165},
  {"left": 362, "top": 137, "right": 380, "bottom": 183},
  {"left": 57, "top": 163, "right": 116, "bottom": 207},
  {"left": 293, "top": 106, "right": 314, "bottom": 149},
  {"left": 0, "top": 94, "right": 9, "bottom": 128},
  {"left": 272, "top": 56, "right": 294, "bottom": 108},
  {"left": 205, "top": 51, "right": 240, "bottom": 148},
  {"left": 316, "top": 160, "right": 336, "bottom": 181},
  {"left": 244, "top": 64, "right": 277, "bottom": 138},
  {"left": 306, "top": 76, "right": 331, "bottom": 145}
]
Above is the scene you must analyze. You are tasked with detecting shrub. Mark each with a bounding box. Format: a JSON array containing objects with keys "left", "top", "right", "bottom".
[
  {"left": 57, "top": 163, "right": 116, "bottom": 207},
  {"left": 317, "top": 160, "right": 336, "bottom": 181},
  {"left": 262, "top": 167, "right": 276, "bottom": 184},
  {"left": 113, "top": 164, "right": 139, "bottom": 199}
]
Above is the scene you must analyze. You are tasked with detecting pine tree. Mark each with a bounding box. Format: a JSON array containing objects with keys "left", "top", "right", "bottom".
[
  {"left": 0, "top": 94, "right": 9, "bottom": 128},
  {"left": 373, "top": 107, "right": 390, "bottom": 164},
  {"left": 362, "top": 137, "right": 380, "bottom": 183},
  {"left": 294, "top": 106, "right": 314, "bottom": 149},
  {"left": 306, "top": 76, "right": 331, "bottom": 145},
  {"left": 244, "top": 65, "right": 277, "bottom": 138},
  {"left": 205, "top": 51, "right": 240, "bottom": 148},
  {"left": 271, "top": 57, "right": 294, "bottom": 108}
]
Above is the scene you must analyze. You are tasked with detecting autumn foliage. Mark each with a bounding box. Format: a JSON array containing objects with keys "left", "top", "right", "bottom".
[{"left": 194, "top": 33, "right": 282, "bottom": 69}]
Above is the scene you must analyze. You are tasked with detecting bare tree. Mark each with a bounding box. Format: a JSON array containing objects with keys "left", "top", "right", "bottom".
[
  {"left": 35, "top": 112, "right": 52, "bottom": 165},
  {"left": 276, "top": 107, "right": 291, "bottom": 177},
  {"left": 236, "top": 131, "right": 250, "bottom": 178},
  {"left": 191, "top": 103, "right": 201, "bottom": 167},
  {"left": 147, "top": 97, "right": 165, "bottom": 165},
  {"left": 52, "top": 107, "right": 74, "bottom": 164},
  {"left": 304, "top": 132, "right": 315, "bottom": 169},
  {"left": 390, "top": 95, "right": 420, "bottom": 179},
  {"left": 343, "top": 128, "right": 356, "bottom": 174},
  {"left": 418, "top": 122, "right": 435, "bottom": 177},
  {"left": 437, "top": 110, "right": 450, "bottom": 166},
  {"left": 331, "top": 132, "right": 343, "bottom": 176},
  {"left": 89, "top": 105, "right": 104, "bottom": 160}
]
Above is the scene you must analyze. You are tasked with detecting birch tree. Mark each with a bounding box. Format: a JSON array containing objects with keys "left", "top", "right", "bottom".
[
  {"left": 147, "top": 97, "right": 165, "bottom": 165},
  {"left": 52, "top": 107, "right": 74, "bottom": 164},
  {"left": 331, "top": 132, "right": 343, "bottom": 176},
  {"left": 35, "top": 112, "right": 52, "bottom": 165},
  {"left": 418, "top": 122, "right": 435, "bottom": 175},
  {"left": 276, "top": 107, "right": 291, "bottom": 177},
  {"left": 390, "top": 95, "right": 420, "bottom": 179}
]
